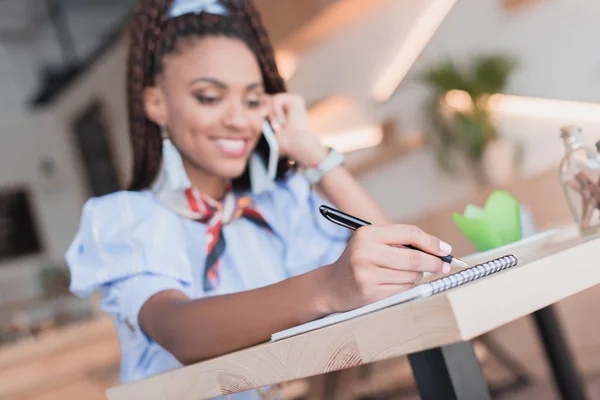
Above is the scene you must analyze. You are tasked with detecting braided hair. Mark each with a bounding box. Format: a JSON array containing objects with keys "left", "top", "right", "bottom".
[{"left": 126, "top": 0, "right": 291, "bottom": 191}]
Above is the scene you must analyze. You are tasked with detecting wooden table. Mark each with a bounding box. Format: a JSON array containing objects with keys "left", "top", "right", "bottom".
[{"left": 107, "top": 231, "right": 600, "bottom": 400}]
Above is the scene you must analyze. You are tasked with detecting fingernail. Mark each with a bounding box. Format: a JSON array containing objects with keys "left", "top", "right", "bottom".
[
  {"left": 440, "top": 241, "right": 452, "bottom": 254},
  {"left": 443, "top": 263, "right": 451, "bottom": 274}
]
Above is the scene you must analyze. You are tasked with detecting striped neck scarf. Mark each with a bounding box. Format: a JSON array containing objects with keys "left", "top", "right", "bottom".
[{"left": 184, "top": 187, "right": 271, "bottom": 292}]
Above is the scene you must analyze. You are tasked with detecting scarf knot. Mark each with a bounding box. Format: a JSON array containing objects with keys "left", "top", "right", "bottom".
[{"left": 184, "top": 188, "right": 271, "bottom": 292}]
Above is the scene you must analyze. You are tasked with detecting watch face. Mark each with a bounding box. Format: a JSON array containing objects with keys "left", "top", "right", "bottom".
[{"left": 332, "top": 149, "right": 344, "bottom": 165}]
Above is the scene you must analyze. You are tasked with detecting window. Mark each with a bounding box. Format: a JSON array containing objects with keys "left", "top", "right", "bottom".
[
  {"left": 0, "top": 188, "right": 42, "bottom": 262},
  {"left": 71, "top": 99, "right": 119, "bottom": 197}
]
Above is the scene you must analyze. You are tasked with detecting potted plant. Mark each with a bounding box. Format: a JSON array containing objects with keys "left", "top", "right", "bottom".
[{"left": 421, "top": 54, "right": 521, "bottom": 186}]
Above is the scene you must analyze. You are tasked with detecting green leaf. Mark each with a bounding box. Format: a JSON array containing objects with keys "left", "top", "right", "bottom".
[
  {"left": 472, "top": 54, "right": 518, "bottom": 95},
  {"left": 418, "top": 52, "right": 518, "bottom": 176},
  {"left": 420, "top": 60, "right": 472, "bottom": 95},
  {"left": 453, "top": 190, "right": 522, "bottom": 252}
]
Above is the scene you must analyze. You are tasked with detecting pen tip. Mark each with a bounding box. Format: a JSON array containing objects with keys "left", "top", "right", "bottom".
[{"left": 452, "top": 258, "right": 469, "bottom": 269}]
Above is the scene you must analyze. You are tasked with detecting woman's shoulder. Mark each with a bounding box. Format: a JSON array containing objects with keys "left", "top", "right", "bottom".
[
  {"left": 80, "top": 190, "right": 177, "bottom": 232},
  {"left": 82, "top": 190, "right": 163, "bottom": 217},
  {"left": 66, "top": 190, "right": 193, "bottom": 298},
  {"left": 69, "top": 190, "right": 185, "bottom": 266}
]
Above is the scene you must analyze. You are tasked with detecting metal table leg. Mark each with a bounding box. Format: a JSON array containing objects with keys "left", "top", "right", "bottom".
[
  {"left": 532, "top": 305, "right": 588, "bottom": 400},
  {"left": 477, "top": 335, "right": 531, "bottom": 396},
  {"left": 408, "top": 341, "right": 491, "bottom": 400}
]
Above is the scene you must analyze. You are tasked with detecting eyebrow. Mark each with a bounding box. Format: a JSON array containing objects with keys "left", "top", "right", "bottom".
[{"left": 189, "top": 77, "right": 264, "bottom": 90}]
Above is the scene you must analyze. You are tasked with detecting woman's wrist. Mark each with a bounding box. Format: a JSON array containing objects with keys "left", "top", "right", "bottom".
[
  {"left": 293, "top": 264, "right": 335, "bottom": 321},
  {"left": 294, "top": 140, "right": 329, "bottom": 169}
]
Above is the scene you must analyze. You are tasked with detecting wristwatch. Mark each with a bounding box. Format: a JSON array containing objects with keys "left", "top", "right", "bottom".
[{"left": 303, "top": 147, "right": 345, "bottom": 184}]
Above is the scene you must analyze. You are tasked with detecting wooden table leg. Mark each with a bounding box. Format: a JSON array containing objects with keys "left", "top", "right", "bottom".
[
  {"left": 408, "top": 341, "right": 491, "bottom": 400},
  {"left": 532, "top": 305, "right": 588, "bottom": 400}
]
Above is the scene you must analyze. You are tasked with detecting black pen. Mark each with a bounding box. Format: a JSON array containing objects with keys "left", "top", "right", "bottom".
[{"left": 319, "top": 205, "right": 469, "bottom": 269}]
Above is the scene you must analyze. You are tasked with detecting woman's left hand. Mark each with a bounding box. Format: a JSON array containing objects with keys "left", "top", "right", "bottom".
[{"left": 266, "top": 93, "right": 328, "bottom": 168}]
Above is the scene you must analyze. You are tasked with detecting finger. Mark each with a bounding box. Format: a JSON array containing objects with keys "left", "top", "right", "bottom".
[
  {"left": 262, "top": 99, "right": 282, "bottom": 133},
  {"left": 272, "top": 94, "right": 305, "bottom": 122},
  {"left": 372, "top": 225, "right": 452, "bottom": 257},
  {"left": 266, "top": 113, "right": 282, "bottom": 133},
  {"left": 371, "top": 244, "right": 446, "bottom": 274}
]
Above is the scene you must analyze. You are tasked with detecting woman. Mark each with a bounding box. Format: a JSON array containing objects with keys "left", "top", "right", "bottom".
[{"left": 66, "top": 0, "right": 452, "bottom": 392}]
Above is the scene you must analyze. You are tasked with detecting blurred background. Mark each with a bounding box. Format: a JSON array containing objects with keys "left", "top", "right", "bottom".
[{"left": 2, "top": 0, "right": 600, "bottom": 398}]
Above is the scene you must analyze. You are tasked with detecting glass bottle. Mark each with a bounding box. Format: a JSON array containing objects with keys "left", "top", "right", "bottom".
[{"left": 559, "top": 125, "right": 600, "bottom": 235}]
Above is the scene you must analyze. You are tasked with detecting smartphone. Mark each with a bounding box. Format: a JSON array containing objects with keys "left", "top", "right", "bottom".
[{"left": 261, "top": 119, "right": 279, "bottom": 180}]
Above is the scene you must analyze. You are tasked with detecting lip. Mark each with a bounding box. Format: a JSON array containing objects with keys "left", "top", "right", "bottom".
[{"left": 212, "top": 137, "right": 250, "bottom": 157}]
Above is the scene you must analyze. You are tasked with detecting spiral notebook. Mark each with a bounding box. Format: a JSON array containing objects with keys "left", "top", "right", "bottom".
[{"left": 271, "top": 255, "right": 518, "bottom": 342}]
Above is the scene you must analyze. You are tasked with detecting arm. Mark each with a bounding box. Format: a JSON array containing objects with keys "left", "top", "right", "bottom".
[
  {"left": 139, "top": 226, "right": 450, "bottom": 365},
  {"left": 269, "top": 94, "right": 391, "bottom": 225},
  {"left": 139, "top": 266, "right": 330, "bottom": 365}
]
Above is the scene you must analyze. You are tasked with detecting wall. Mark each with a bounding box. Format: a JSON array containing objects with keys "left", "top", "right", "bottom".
[
  {"left": 0, "top": 39, "right": 54, "bottom": 302},
  {"left": 37, "top": 42, "right": 130, "bottom": 262},
  {"left": 0, "top": 0, "right": 132, "bottom": 303},
  {"left": 3, "top": 0, "right": 600, "bottom": 300},
  {"left": 289, "top": 0, "right": 600, "bottom": 221}
]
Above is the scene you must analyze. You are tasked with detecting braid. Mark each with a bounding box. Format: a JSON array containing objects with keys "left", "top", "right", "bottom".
[
  {"left": 126, "top": 0, "right": 292, "bottom": 191},
  {"left": 127, "top": 0, "right": 174, "bottom": 190}
]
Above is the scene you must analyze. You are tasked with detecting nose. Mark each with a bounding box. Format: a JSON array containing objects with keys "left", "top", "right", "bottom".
[{"left": 223, "top": 101, "right": 251, "bottom": 131}]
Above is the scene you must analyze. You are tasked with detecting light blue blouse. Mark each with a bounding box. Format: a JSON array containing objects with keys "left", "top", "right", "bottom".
[{"left": 65, "top": 172, "right": 350, "bottom": 398}]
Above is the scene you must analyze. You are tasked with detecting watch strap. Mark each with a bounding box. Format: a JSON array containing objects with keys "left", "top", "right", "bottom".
[{"left": 303, "top": 147, "right": 344, "bottom": 184}]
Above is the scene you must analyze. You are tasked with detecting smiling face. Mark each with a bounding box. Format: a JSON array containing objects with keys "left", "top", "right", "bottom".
[{"left": 144, "top": 36, "right": 268, "bottom": 188}]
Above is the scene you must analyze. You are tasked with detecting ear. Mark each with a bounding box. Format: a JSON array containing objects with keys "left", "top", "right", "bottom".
[{"left": 143, "top": 86, "right": 168, "bottom": 127}]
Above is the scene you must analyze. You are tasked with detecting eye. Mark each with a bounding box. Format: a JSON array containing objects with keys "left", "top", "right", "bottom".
[
  {"left": 195, "top": 95, "right": 221, "bottom": 105},
  {"left": 245, "top": 94, "right": 266, "bottom": 109},
  {"left": 245, "top": 99, "right": 263, "bottom": 108}
]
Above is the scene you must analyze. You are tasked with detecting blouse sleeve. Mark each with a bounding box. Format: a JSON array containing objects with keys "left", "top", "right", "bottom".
[
  {"left": 65, "top": 191, "right": 195, "bottom": 336},
  {"left": 262, "top": 173, "right": 351, "bottom": 277}
]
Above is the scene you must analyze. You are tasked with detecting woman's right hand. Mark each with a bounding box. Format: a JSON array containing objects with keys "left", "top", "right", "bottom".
[{"left": 318, "top": 224, "right": 453, "bottom": 314}]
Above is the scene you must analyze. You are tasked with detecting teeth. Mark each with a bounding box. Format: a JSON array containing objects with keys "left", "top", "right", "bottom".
[{"left": 216, "top": 139, "right": 245, "bottom": 151}]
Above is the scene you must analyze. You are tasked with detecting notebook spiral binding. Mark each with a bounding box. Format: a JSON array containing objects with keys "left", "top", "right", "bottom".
[{"left": 430, "top": 254, "right": 518, "bottom": 295}]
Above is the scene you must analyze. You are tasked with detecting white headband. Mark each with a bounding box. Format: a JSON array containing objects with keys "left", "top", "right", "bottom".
[{"left": 168, "top": 0, "right": 230, "bottom": 19}]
